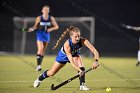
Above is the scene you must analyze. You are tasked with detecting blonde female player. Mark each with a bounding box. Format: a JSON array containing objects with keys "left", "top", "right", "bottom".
[
  {"left": 33, "top": 26, "right": 99, "bottom": 90},
  {"left": 28, "top": 5, "right": 59, "bottom": 71}
]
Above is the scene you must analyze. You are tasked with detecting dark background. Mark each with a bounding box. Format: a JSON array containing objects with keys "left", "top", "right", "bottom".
[{"left": 0, "top": 0, "right": 139, "bottom": 57}]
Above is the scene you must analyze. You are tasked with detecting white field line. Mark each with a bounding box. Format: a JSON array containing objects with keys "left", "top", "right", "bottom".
[{"left": 0, "top": 79, "right": 140, "bottom": 83}]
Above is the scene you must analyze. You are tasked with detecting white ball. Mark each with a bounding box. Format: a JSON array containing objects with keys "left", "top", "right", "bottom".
[{"left": 106, "top": 87, "right": 111, "bottom": 92}]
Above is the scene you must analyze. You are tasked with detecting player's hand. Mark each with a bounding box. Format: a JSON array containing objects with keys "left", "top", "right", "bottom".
[
  {"left": 133, "top": 27, "right": 139, "bottom": 31},
  {"left": 47, "top": 28, "right": 53, "bottom": 32},
  {"left": 92, "top": 61, "right": 99, "bottom": 69},
  {"left": 28, "top": 28, "right": 34, "bottom": 32}
]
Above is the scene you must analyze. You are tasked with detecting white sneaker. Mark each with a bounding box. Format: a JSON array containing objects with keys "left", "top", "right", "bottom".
[
  {"left": 33, "top": 78, "right": 41, "bottom": 88},
  {"left": 79, "top": 83, "right": 89, "bottom": 90},
  {"left": 36, "top": 65, "right": 42, "bottom": 71}
]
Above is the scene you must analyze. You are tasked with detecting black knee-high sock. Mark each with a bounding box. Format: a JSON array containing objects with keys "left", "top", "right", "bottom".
[
  {"left": 38, "top": 70, "right": 49, "bottom": 81},
  {"left": 78, "top": 67, "right": 85, "bottom": 85},
  {"left": 37, "top": 54, "right": 44, "bottom": 65}
]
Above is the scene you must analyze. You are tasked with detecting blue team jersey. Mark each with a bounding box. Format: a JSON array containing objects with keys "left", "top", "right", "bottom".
[
  {"left": 55, "top": 38, "right": 83, "bottom": 64},
  {"left": 36, "top": 15, "right": 51, "bottom": 42}
]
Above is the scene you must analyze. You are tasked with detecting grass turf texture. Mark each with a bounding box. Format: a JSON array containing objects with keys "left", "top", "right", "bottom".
[{"left": 0, "top": 55, "right": 140, "bottom": 93}]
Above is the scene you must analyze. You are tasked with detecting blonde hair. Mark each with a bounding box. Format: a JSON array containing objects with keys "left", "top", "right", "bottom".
[
  {"left": 52, "top": 26, "right": 80, "bottom": 49},
  {"left": 43, "top": 5, "right": 50, "bottom": 9}
]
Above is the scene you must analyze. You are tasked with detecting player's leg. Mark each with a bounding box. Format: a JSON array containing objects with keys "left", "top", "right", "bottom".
[
  {"left": 73, "top": 55, "right": 89, "bottom": 90},
  {"left": 136, "top": 37, "right": 140, "bottom": 66},
  {"left": 34, "top": 62, "right": 65, "bottom": 88},
  {"left": 42, "top": 42, "right": 49, "bottom": 55},
  {"left": 36, "top": 40, "right": 44, "bottom": 71},
  {"left": 36, "top": 42, "right": 49, "bottom": 71}
]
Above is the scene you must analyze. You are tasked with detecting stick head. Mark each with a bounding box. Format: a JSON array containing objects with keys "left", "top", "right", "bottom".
[
  {"left": 51, "top": 84, "right": 56, "bottom": 90},
  {"left": 21, "top": 28, "right": 28, "bottom": 32}
]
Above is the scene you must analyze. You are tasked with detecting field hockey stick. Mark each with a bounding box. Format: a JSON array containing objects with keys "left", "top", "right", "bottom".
[
  {"left": 20, "top": 27, "right": 37, "bottom": 32},
  {"left": 51, "top": 68, "right": 92, "bottom": 90},
  {"left": 21, "top": 28, "right": 29, "bottom": 32}
]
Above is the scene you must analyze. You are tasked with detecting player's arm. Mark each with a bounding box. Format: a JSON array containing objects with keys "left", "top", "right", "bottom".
[
  {"left": 126, "top": 26, "right": 140, "bottom": 31},
  {"left": 47, "top": 16, "right": 59, "bottom": 32},
  {"left": 26, "top": 16, "right": 40, "bottom": 32},
  {"left": 82, "top": 38, "right": 99, "bottom": 61},
  {"left": 82, "top": 38, "right": 99, "bottom": 69},
  {"left": 133, "top": 27, "right": 140, "bottom": 31},
  {"left": 64, "top": 40, "right": 82, "bottom": 72},
  {"left": 122, "top": 24, "right": 140, "bottom": 31}
]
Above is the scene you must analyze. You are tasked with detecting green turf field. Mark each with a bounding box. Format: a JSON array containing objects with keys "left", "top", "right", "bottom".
[{"left": 0, "top": 54, "right": 140, "bottom": 93}]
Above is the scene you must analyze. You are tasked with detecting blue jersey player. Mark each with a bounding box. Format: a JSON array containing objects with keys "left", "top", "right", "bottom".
[
  {"left": 28, "top": 5, "right": 59, "bottom": 71},
  {"left": 33, "top": 26, "right": 99, "bottom": 90}
]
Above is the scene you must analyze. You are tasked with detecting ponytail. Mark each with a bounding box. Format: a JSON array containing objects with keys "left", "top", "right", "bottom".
[
  {"left": 52, "top": 29, "right": 69, "bottom": 49},
  {"left": 52, "top": 26, "right": 78, "bottom": 49}
]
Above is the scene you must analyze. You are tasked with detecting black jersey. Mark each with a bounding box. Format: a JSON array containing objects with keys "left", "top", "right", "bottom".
[
  {"left": 69, "top": 38, "right": 83, "bottom": 56},
  {"left": 37, "top": 15, "right": 51, "bottom": 31}
]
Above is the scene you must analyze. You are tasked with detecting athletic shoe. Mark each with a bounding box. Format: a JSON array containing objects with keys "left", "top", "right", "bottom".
[
  {"left": 33, "top": 78, "right": 41, "bottom": 88},
  {"left": 79, "top": 83, "right": 89, "bottom": 90},
  {"left": 36, "top": 65, "right": 42, "bottom": 71},
  {"left": 136, "top": 62, "right": 140, "bottom": 67}
]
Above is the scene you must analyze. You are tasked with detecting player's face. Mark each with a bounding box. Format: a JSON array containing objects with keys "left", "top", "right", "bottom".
[
  {"left": 70, "top": 32, "right": 80, "bottom": 44},
  {"left": 42, "top": 7, "right": 49, "bottom": 15}
]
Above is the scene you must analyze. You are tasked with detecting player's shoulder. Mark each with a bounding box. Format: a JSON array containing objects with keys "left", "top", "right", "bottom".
[
  {"left": 80, "top": 37, "right": 89, "bottom": 45},
  {"left": 36, "top": 16, "right": 41, "bottom": 20},
  {"left": 80, "top": 37, "right": 87, "bottom": 41},
  {"left": 50, "top": 16, "right": 56, "bottom": 20},
  {"left": 64, "top": 39, "right": 69, "bottom": 45},
  {"left": 63, "top": 39, "right": 70, "bottom": 48}
]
